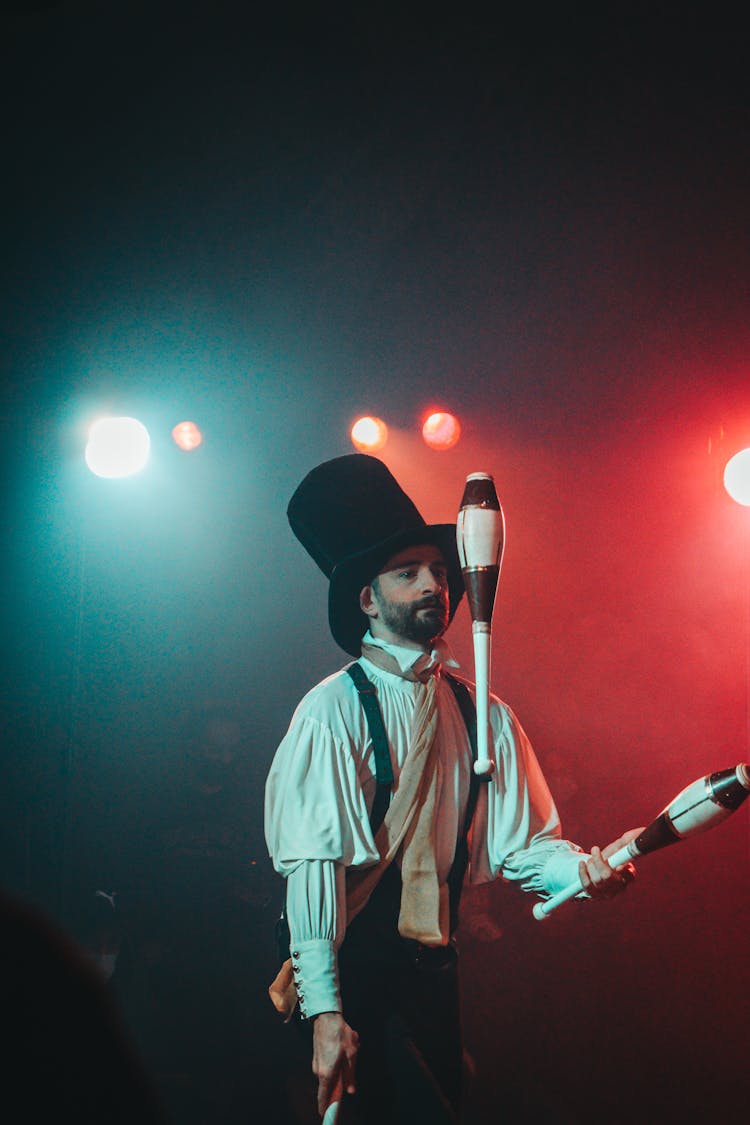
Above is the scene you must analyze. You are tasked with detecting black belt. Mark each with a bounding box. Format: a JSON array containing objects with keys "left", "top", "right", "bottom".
[{"left": 404, "top": 937, "right": 459, "bottom": 973}]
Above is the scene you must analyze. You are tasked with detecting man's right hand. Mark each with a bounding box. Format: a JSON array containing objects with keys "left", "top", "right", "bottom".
[{"left": 312, "top": 1011, "right": 359, "bottom": 1117}]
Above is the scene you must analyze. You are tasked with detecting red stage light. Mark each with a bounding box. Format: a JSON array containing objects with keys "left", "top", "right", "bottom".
[
  {"left": 724, "top": 448, "right": 750, "bottom": 506},
  {"left": 172, "top": 421, "right": 203, "bottom": 452},
  {"left": 422, "top": 411, "right": 461, "bottom": 450},
  {"left": 351, "top": 416, "right": 388, "bottom": 452}
]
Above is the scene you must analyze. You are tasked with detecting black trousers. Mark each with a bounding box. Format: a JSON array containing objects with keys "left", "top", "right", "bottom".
[
  {"left": 336, "top": 945, "right": 463, "bottom": 1125},
  {"left": 283, "top": 862, "right": 465, "bottom": 1123}
]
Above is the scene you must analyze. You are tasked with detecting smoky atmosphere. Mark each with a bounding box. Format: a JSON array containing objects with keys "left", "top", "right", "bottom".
[{"left": 1, "top": 5, "right": 749, "bottom": 1124}]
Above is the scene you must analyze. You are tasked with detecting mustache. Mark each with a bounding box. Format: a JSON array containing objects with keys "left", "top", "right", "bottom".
[{"left": 414, "top": 595, "right": 448, "bottom": 611}]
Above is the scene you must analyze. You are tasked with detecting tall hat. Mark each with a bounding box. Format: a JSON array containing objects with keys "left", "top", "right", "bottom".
[{"left": 287, "top": 454, "right": 464, "bottom": 656}]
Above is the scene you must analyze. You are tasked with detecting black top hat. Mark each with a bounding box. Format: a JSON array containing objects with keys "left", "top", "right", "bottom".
[{"left": 287, "top": 454, "right": 465, "bottom": 656}]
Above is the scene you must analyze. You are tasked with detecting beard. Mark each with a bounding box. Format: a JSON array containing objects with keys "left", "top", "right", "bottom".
[{"left": 376, "top": 594, "right": 449, "bottom": 646}]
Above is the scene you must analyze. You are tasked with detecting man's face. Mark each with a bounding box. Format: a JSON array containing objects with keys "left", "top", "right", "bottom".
[{"left": 360, "top": 544, "right": 450, "bottom": 649}]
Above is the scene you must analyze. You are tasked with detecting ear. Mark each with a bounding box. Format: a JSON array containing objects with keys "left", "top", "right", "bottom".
[{"left": 359, "top": 584, "right": 378, "bottom": 619}]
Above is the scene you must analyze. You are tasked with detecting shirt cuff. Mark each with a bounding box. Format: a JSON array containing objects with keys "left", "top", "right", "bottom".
[
  {"left": 289, "top": 938, "right": 341, "bottom": 1020},
  {"left": 539, "top": 845, "right": 592, "bottom": 898}
]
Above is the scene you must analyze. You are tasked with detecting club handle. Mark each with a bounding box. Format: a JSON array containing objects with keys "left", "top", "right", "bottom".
[
  {"left": 532, "top": 841, "right": 638, "bottom": 920},
  {"left": 472, "top": 624, "right": 494, "bottom": 775},
  {"left": 322, "top": 1102, "right": 341, "bottom": 1125}
]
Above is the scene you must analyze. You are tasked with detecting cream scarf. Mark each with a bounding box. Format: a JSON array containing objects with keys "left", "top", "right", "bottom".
[{"left": 347, "top": 641, "right": 447, "bottom": 942}]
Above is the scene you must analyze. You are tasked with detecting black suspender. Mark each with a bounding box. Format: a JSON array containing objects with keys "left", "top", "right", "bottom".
[
  {"left": 346, "top": 662, "right": 394, "bottom": 834},
  {"left": 445, "top": 674, "right": 482, "bottom": 839},
  {"left": 443, "top": 674, "right": 482, "bottom": 933}
]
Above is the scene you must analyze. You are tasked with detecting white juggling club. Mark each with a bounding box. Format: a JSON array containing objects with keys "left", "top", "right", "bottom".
[
  {"left": 533, "top": 763, "right": 750, "bottom": 920},
  {"left": 456, "top": 472, "right": 505, "bottom": 777}
]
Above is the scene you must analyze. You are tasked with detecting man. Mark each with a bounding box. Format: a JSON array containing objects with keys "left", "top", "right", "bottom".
[{"left": 265, "top": 454, "right": 638, "bottom": 1123}]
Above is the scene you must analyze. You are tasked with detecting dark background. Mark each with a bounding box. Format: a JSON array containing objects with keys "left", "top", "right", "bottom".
[{"left": 2, "top": 4, "right": 749, "bottom": 1122}]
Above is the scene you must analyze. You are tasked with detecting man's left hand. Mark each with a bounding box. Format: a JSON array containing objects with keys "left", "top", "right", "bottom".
[{"left": 578, "top": 828, "right": 644, "bottom": 901}]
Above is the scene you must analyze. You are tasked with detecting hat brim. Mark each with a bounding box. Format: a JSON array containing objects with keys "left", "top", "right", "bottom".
[{"left": 328, "top": 524, "right": 465, "bottom": 656}]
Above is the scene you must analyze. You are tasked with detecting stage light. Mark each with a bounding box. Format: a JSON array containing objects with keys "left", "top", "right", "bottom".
[
  {"left": 724, "top": 448, "right": 750, "bottom": 506},
  {"left": 172, "top": 420, "right": 203, "bottom": 451},
  {"left": 422, "top": 411, "right": 461, "bottom": 450},
  {"left": 351, "top": 416, "right": 388, "bottom": 452},
  {"left": 85, "top": 416, "right": 150, "bottom": 478}
]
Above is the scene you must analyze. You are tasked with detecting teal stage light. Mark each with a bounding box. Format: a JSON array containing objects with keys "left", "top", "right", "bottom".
[{"left": 85, "top": 416, "right": 151, "bottom": 478}]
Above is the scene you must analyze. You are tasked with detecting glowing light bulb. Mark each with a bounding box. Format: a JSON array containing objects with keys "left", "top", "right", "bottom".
[
  {"left": 724, "top": 448, "right": 750, "bottom": 506},
  {"left": 422, "top": 411, "right": 461, "bottom": 450},
  {"left": 172, "top": 420, "right": 203, "bottom": 451},
  {"left": 85, "top": 417, "right": 150, "bottom": 478},
  {"left": 351, "top": 416, "right": 388, "bottom": 452}
]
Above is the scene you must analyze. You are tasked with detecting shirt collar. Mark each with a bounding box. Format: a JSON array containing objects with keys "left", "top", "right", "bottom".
[{"left": 361, "top": 629, "right": 460, "bottom": 678}]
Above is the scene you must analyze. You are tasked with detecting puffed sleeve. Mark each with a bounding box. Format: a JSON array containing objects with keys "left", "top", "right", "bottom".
[
  {"left": 264, "top": 684, "right": 382, "bottom": 878},
  {"left": 469, "top": 700, "right": 588, "bottom": 896},
  {"left": 264, "top": 676, "right": 382, "bottom": 1020}
]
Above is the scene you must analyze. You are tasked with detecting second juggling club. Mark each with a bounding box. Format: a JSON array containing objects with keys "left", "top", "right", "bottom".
[
  {"left": 533, "top": 763, "right": 750, "bottom": 920},
  {"left": 456, "top": 472, "right": 505, "bottom": 777}
]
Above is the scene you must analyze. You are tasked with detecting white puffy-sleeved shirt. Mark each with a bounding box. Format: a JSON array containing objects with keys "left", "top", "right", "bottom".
[{"left": 264, "top": 636, "right": 586, "bottom": 1019}]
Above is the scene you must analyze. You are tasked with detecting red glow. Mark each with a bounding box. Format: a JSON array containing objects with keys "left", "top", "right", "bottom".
[
  {"left": 422, "top": 411, "right": 461, "bottom": 450},
  {"left": 172, "top": 420, "right": 203, "bottom": 451},
  {"left": 351, "top": 416, "right": 388, "bottom": 452}
]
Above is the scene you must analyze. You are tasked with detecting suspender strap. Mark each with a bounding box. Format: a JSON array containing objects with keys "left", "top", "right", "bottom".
[
  {"left": 346, "top": 662, "right": 393, "bottom": 833},
  {"left": 445, "top": 674, "right": 481, "bottom": 831},
  {"left": 444, "top": 674, "right": 481, "bottom": 933}
]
